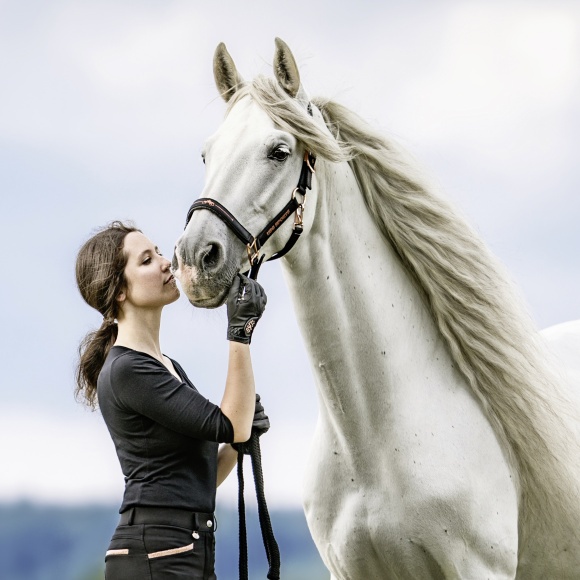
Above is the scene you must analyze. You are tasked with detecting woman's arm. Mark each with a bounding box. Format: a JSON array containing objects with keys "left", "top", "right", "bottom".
[
  {"left": 220, "top": 342, "right": 256, "bottom": 443},
  {"left": 220, "top": 274, "right": 267, "bottom": 443},
  {"left": 216, "top": 443, "right": 238, "bottom": 487}
]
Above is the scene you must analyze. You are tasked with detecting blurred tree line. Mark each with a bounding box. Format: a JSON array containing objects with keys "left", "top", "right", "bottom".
[{"left": 0, "top": 503, "right": 327, "bottom": 579}]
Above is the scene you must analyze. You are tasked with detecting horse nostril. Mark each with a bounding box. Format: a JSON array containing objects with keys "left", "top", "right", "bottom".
[{"left": 200, "top": 242, "right": 223, "bottom": 271}]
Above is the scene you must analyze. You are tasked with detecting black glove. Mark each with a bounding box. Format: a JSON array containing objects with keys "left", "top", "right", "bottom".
[
  {"left": 226, "top": 273, "right": 267, "bottom": 344},
  {"left": 232, "top": 394, "right": 270, "bottom": 455}
]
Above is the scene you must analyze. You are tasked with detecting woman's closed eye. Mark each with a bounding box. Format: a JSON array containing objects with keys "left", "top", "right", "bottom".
[{"left": 142, "top": 249, "right": 163, "bottom": 264}]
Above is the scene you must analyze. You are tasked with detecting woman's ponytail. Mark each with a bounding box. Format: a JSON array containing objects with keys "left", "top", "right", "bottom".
[
  {"left": 75, "top": 319, "right": 118, "bottom": 409},
  {"left": 74, "top": 221, "right": 139, "bottom": 409}
]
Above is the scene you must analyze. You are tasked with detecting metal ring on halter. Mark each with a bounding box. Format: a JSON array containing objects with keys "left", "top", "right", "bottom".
[{"left": 291, "top": 187, "right": 306, "bottom": 203}]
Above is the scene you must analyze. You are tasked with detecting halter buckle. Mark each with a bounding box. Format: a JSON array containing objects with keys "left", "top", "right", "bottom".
[
  {"left": 291, "top": 188, "right": 306, "bottom": 227},
  {"left": 295, "top": 204, "right": 304, "bottom": 227},
  {"left": 247, "top": 239, "right": 260, "bottom": 266}
]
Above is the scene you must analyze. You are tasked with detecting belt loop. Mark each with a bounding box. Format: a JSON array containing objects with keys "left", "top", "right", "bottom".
[
  {"left": 193, "top": 511, "right": 199, "bottom": 531},
  {"left": 127, "top": 507, "right": 135, "bottom": 526}
]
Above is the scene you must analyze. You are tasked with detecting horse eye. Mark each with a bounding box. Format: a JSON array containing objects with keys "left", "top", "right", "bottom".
[
  {"left": 201, "top": 153, "right": 206, "bottom": 165},
  {"left": 268, "top": 146, "right": 290, "bottom": 162}
]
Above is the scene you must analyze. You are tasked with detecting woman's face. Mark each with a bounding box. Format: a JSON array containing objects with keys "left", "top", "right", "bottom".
[{"left": 119, "top": 231, "right": 180, "bottom": 311}]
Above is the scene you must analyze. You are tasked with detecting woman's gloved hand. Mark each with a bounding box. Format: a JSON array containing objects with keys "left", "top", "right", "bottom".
[
  {"left": 226, "top": 273, "right": 267, "bottom": 344},
  {"left": 232, "top": 394, "right": 270, "bottom": 454}
]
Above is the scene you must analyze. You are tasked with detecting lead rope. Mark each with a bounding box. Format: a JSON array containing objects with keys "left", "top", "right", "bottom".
[
  {"left": 235, "top": 150, "right": 315, "bottom": 580},
  {"left": 237, "top": 433, "right": 280, "bottom": 580},
  {"left": 237, "top": 449, "right": 249, "bottom": 580},
  {"left": 183, "top": 106, "right": 316, "bottom": 579},
  {"left": 237, "top": 258, "right": 280, "bottom": 580}
]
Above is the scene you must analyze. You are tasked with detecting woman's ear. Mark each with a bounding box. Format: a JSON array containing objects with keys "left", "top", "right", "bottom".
[{"left": 116, "top": 290, "right": 126, "bottom": 304}]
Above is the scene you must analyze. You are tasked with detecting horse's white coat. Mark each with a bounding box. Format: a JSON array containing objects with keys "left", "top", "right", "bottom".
[
  {"left": 175, "top": 41, "right": 580, "bottom": 579},
  {"left": 285, "top": 155, "right": 521, "bottom": 578}
]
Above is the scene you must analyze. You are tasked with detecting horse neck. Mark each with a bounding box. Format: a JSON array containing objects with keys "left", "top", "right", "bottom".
[{"left": 281, "top": 160, "right": 450, "bottom": 437}]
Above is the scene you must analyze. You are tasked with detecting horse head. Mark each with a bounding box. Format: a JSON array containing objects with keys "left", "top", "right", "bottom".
[{"left": 174, "top": 38, "right": 319, "bottom": 307}]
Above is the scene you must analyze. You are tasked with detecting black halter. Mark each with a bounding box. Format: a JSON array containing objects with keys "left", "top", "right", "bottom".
[
  {"left": 184, "top": 104, "right": 316, "bottom": 281},
  {"left": 184, "top": 151, "right": 315, "bottom": 279}
]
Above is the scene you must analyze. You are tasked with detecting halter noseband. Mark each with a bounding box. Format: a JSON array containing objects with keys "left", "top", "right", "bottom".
[{"left": 184, "top": 106, "right": 316, "bottom": 280}]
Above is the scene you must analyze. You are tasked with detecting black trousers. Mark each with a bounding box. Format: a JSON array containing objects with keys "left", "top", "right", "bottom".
[{"left": 104, "top": 507, "right": 217, "bottom": 580}]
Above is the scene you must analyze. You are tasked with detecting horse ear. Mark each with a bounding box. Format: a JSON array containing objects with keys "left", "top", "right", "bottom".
[
  {"left": 213, "top": 42, "right": 244, "bottom": 103},
  {"left": 273, "top": 37, "right": 302, "bottom": 98}
]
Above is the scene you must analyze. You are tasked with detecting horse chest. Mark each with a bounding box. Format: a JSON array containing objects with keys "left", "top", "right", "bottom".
[{"left": 302, "top": 376, "right": 521, "bottom": 578}]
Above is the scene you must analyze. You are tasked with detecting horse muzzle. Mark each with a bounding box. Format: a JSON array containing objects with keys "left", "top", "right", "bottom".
[{"left": 173, "top": 231, "right": 241, "bottom": 308}]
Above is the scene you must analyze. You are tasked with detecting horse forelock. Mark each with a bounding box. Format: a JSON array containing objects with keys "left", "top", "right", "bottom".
[
  {"left": 225, "top": 74, "right": 580, "bottom": 540},
  {"left": 227, "top": 77, "right": 348, "bottom": 163}
]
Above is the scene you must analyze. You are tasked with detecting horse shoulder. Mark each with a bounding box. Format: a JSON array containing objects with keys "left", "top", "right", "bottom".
[{"left": 303, "top": 381, "right": 520, "bottom": 579}]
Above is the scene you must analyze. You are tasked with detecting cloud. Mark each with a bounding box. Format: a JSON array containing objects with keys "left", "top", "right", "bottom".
[
  {"left": 0, "top": 409, "right": 123, "bottom": 504},
  {"left": 0, "top": 407, "right": 315, "bottom": 508},
  {"left": 1, "top": 0, "right": 579, "bottom": 505}
]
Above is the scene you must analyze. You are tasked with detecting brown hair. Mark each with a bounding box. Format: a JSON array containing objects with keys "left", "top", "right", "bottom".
[{"left": 75, "top": 221, "right": 140, "bottom": 409}]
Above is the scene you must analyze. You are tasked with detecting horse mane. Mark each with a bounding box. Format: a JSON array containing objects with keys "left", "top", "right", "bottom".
[{"left": 231, "top": 76, "right": 580, "bottom": 540}]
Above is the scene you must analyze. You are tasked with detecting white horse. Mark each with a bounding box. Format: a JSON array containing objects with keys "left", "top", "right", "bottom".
[{"left": 174, "top": 39, "right": 580, "bottom": 579}]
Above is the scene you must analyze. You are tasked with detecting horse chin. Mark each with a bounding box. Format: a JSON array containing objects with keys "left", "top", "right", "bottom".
[
  {"left": 186, "top": 288, "right": 229, "bottom": 309},
  {"left": 178, "top": 264, "right": 239, "bottom": 309}
]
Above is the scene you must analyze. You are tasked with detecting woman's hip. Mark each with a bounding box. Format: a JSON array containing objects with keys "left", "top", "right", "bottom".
[{"left": 105, "top": 507, "right": 217, "bottom": 580}]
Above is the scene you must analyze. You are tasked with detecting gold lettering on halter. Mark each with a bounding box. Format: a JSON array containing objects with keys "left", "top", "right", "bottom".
[
  {"left": 201, "top": 199, "right": 215, "bottom": 206},
  {"left": 266, "top": 209, "right": 292, "bottom": 236}
]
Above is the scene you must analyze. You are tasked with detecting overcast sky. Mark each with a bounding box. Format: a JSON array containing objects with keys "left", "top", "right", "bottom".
[{"left": 1, "top": 0, "right": 578, "bottom": 508}]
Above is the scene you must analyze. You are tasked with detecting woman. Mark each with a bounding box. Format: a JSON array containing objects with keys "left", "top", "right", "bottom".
[{"left": 75, "top": 221, "right": 268, "bottom": 579}]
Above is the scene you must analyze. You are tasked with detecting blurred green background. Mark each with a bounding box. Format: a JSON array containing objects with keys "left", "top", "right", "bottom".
[{"left": 0, "top": 503, "right": 328, "bottom": 580}]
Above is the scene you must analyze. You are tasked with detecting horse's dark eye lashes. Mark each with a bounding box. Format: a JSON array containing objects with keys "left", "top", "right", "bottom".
[{"left": 268, "top": 146, "right": 290, "bottom": 161}]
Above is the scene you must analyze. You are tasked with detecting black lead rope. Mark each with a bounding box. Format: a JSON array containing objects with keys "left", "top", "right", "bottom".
[
  {"left": 183, "top": 105, "right": 316, "bottom": 579},
  {"left": 237, "top": 449, "right": 249, "bottom": 580},
  {"left": 235, "top": 152, "right": 315, "bottom": 579},
  {"left": 236, "top": 259, "right": 280, "bottom": 580},
  {"left": 236, "top": 433, "right": 280, "bottom": 580}
]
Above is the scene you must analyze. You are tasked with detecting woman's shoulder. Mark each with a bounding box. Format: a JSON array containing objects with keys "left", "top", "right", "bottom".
[{"left": 107, "top": 346, "right": 165, "bottom": 379}]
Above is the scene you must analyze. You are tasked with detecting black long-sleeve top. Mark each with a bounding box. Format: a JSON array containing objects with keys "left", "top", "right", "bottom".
[{"left": 97, "top": 346, "right": 234, "bottom": 514}]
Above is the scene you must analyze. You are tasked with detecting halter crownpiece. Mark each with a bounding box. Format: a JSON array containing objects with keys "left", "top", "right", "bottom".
[{"left": 184, "top": 105, "right": 316, "bottom": 280}]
